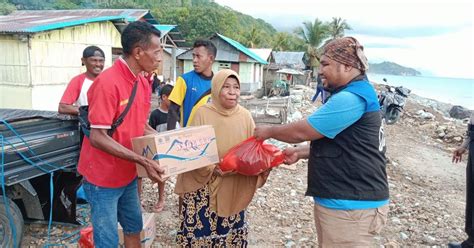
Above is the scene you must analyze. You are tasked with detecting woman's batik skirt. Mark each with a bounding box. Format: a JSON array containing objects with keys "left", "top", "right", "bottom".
[{"left": 176, "top": 185, "right": 248, "bottom": 247}]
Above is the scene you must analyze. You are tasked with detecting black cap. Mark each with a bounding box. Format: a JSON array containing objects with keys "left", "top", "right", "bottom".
[{"left": 83, "top": 45, "right": 105, "bottom": 58}]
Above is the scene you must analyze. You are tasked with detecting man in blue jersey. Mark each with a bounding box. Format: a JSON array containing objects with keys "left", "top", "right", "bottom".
[
  {"left": 167, "top": 40, "right": 217, "bottom": 130},
  {"left": 255, "top": 37, "right": 389, "bottom": 247}
]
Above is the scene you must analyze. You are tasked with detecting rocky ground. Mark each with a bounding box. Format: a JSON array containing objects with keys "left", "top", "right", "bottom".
[{"left": 21, "top": 83, "right": 471, "bottom": 247}]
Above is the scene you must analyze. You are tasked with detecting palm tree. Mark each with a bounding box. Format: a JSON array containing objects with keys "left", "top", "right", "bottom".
[
  {"left": 295, "top": 18, "right": 330, "bottom": 71},
  {"left": 328, "top": 17, "right": 352, "bottom": 39},
  {"left": 271, "top": 32, "right": 291, "bottom": 51},
  {"left": 243, "top": 26, "right": 263, "bottom": 48}
]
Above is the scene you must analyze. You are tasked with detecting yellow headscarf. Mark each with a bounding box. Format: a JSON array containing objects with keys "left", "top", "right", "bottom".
[
  {"left": 207, "top": 69, "right": 243, "bottom": 116},
  {"left": 175, "top": 69, "right": 267, "bottom": 217}
]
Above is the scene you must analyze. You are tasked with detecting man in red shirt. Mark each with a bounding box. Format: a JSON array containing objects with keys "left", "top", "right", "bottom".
[
  {"left": 78, "top": 21, "right": 165, "bottom": 247},
  {"left": 58, "top": 46, "right": 105, "bottom": 115}
]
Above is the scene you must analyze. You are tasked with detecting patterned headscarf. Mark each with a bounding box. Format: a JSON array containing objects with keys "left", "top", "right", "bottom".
[{"left": 322, "top": 37, "right": 369, "bottom": 71}]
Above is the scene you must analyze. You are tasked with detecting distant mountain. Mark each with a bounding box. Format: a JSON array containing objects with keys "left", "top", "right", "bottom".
[{"left": 368, "top": 61, "right": 421, "bottom": 76}]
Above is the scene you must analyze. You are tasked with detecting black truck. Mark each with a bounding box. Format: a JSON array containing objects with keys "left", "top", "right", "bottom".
[{"left": 0, "top": 109, "right": 82, "bottom": 247}]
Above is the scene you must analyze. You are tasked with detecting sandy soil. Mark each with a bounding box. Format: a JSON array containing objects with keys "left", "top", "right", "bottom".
[{"left": 21, "top": 86, "right": 471, "bottom": 247}]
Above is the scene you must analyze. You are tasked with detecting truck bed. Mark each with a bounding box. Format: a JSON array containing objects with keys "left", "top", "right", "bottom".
[{"left": 0, "top": 109, "right": 80, "bottom": 186}]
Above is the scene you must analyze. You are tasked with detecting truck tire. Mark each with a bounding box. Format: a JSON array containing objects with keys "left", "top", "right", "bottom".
[{"left": 0, "top": 197, "right": 23, "bottom": 248}]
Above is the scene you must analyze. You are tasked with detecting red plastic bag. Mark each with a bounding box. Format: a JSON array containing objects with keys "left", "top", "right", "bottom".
[
  {"left": 79, "top": 226, "right": 94, "bottom": 248},
  {"left": 220, "top": 137, "right": 285, "bottom": 176}
]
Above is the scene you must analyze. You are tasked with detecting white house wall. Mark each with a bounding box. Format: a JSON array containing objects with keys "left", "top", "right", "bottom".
[
  {"left": 161, "top": 52, "right": 174, "bottom": 81},
  {"left": 0, "top": 35, "right": 32, "bottom": 109},
  {"left": 29, "top": 22, "right": 119, "bottom": 110},
  {"left": 239, "top": 62, "right": 256, "bottom": 92},
  {"left": 0, "top": 21, "right": 121, "bottom": 110},
  {"left": 255, "top": 63, "right": 263, "bottom": 88},
  {"left": 183, "top": 60, "right": 193, "bottom": 74},
  {"left": 182, "top": 61, "right": 221, "bottom": 76},
  {"left": 181, "top": 60, "right": 262, "bottom": 93}
]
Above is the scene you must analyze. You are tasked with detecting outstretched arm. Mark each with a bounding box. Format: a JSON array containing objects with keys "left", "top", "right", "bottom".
[{"left": 254, "top": 120, "right": 324, "bottom": 143}]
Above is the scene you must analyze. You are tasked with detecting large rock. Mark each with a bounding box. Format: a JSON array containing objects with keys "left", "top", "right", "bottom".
[{"left": 449, "top": 105, "right": 471, "bottom": 119}]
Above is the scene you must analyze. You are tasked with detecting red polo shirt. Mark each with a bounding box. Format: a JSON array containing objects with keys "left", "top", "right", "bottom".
[
  {"left": 78, "top": 57, "right": 151, "bottom": 188},
  {"left": 59, "top": 73, "right": 94, "bottom": 107}
]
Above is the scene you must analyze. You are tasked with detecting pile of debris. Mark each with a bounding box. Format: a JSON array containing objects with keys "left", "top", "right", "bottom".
[{"left": 240, "top": 84, "right": 318, "bottom": 125}]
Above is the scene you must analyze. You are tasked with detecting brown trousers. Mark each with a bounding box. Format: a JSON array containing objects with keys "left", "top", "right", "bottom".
[{"left": 313, "top": 204, "right": 388, "bottom": 248}]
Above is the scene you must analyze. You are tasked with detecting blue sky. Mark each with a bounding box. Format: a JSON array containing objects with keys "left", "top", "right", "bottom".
[{"left": 215, "top": 0, "right": 474, "bottom": 79}]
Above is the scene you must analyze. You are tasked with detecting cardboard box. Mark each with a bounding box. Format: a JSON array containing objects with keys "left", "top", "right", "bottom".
[
  {"left": 132, "top": 125, "right": 219, "bottom": 178},
  {"left": 118, "top": 212, "right": 156, "bottom": 248}
]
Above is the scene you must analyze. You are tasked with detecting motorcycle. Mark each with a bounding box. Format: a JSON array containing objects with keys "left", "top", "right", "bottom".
[{"left": 378, "top": 85, "right": 411, "bottom": 124}]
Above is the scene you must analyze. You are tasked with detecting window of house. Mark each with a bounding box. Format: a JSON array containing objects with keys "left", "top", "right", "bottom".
[{"left": 218, "top": 62, "right": 230, "bottom": 70}]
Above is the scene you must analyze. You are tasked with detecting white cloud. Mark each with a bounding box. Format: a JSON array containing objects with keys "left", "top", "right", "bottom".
[
  {"left": 217, "top": 0, "right": 472, "bottom": 27},
  {"left": 215, "top": 0, "right": 474, "bottom": 78},
  {"left": 358, "top": 27, "right": 474, "bottom": 78}
]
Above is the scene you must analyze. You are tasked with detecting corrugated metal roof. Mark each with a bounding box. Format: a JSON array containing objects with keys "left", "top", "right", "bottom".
[
  {"left": 154, "top": 24, "right": 185, "bottom": 47},
  {"left": 154, "top": 24, "right": 176, "bottom": 36},
  {"left": 271, "top": 51, "right": 306, "bottom": 69},
  {"left": 0, "top": 9, "right": 155, "bottom": 34},
  {"left": 216, "top": 33, "right": 268, "bottom": 64},
  {"left": 164, "top": 47, "right": 188, "bottom": 57},
  {"left": 276, "top": 68, "right": 304, "bottom": 75},
  {"left": 249, "top": 48, "right": 272, "bottom": 61}
]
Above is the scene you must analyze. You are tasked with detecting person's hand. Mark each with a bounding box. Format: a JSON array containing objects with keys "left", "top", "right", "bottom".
[
  {"left": 283, "top": 147, "right": 300, "bottom": 165},
  {"left": 260, "top": 169, "right": 272, "bottom": 184},
  {"left": 141, "top": 158, "right": 166, "bottom": 183},
  {"left": 254, "top": 125, "right": 273, "bottom": 141},
  {"left": 452, "top": 146, "right": 467, "bottom": 163}
]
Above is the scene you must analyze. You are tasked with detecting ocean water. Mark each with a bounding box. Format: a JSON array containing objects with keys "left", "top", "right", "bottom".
[{"left": 368, "top": 73, "right": 474, "bottom": 109}]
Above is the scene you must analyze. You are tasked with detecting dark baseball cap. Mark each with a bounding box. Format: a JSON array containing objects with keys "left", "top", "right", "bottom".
[{"left": 83, "top": 45, "right": 105, "bottom": 58}]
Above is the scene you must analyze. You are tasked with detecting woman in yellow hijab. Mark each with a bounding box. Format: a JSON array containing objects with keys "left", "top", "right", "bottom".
[{"left": 175, "top": 69, "right": 270, "bottom": 246}]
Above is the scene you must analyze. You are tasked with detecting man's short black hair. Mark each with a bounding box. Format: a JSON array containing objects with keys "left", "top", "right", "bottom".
[
  {"left": 193, "top": 39, "right": 217, "bottom": 58},
  {"left": 122, "top": 22, "right": 161, "bottom": 56},
  {"left": 160, "top": 84, "right": 173, "bottom": 98},
  {"left": 83, "top": 45, "right": 105, "bottom": 58}
]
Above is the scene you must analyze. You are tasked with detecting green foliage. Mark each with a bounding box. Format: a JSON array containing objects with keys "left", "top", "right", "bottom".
[
  {"left": 295, "top": 18, "right": 330, "bottom": 68},
  {"left": 241, "top": 26, "right": 263, "bottom": 48},
  {"left": 0, "top": 2, "right": 16, "bottom": 14},
  {"left": 293, "top": 17, "right": 351, "bottom": 69},
  {"left": 95, "top": 0, "right": 141, "bottom": 8},
  {"left": 153, "top": 5, "right": 239, "bottom": 45},
  {"left": 52, "top": 0, "right": 79, "bottom": 9},
  {"left": 295, "top": 18, "right": 329, "bottom": 48},
  {"left": 10, "top": 0, "right": 53, "bottom": 9},
  {"left": 152, "top": 1, "right": 276, "bottom": 47},
  {"left": 272, "top": 32, "right": 305, "bottom": 51},
  {"left": 3, "top": 0, "right": 353, "bottom": 61},
  {"left": 328, "top": 17, "right": 351, "bottom": 39}
]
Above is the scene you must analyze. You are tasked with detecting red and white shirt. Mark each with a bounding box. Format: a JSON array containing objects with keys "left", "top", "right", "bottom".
[
  {"left": 59, "top": 73, "right": 94, "bottom": 106},
  {"left": 78, "top": 57, "right": 152, "bottom": 188}
]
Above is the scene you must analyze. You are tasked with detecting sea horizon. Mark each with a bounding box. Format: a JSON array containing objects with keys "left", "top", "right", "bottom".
[{"left": 368, "top": 73, "right": 474, "bottom": 110}]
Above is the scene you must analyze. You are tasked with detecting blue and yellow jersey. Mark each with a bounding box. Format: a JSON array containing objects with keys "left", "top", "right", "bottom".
[{"left": 168, "top": 70, "right": 212, "bottom": 127}]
